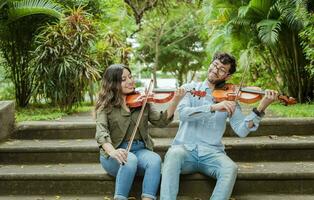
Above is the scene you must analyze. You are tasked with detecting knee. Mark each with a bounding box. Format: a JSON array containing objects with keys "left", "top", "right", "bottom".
[
  {"left": 221, "top": 161, "right": 238, "bottom": 177},
  {"left": 165, "top": 146, "right": 186, "bottom": 161},
  {"left": 124, "top": 153, "right": 138, "bottom": 169},
  {"left": 146, "top": 152, "right": 162, "bottom": 169}
]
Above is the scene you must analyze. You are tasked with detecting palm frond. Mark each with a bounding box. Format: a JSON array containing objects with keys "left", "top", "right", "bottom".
[
  {"left": 8, "top": 0, "right": 63, "bottom": 22},
  {"left": 257, "top": 19, "right": 281, "bottom": 45},
  {"left": 0, "top": 0, "right": 7, "bottom": 9},
  {"left": 230, "top": 17, "right": 252, "bottom": 27},
  {"left": 277, "top": 0, "right": 304, "bottom": 30},
  {"left": 238, "top": 5, "right": 250, "bottom": 18}
]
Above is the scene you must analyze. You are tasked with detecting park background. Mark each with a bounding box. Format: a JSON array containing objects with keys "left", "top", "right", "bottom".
[{"left": 0, "top": 0, "right": 313, "bottom": 120}]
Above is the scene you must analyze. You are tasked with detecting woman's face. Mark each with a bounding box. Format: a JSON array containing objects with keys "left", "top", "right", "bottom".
[{"left": 121, "top": 68, "right": 135, "bottom": 95}]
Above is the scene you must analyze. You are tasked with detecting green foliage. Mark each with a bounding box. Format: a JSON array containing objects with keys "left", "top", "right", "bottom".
[
  {"left": 0, "top": 57, "right": 14, "bottom": 100},
  {"left": 268, "top": 102, "right": 314, "bottom": 117},
  {"left": 204, "top": 0, "right": 314, "bottom": 103},
  {"left": 15, "top": 103, "right": 93, "bottom": 122},
  {"left": 95, "top": 31, "right": 131, "bottom": 69},
  {"left": 32, "top": 7, "right": 100, "bottom": 112},
  {"left": 8, "top": 0, "right": 63, "bottom": 21},
  {"left": 299, "top": 13, "right": 314, "bottom": 77},
  {"left": 135, "top": 4, "right": 208, "bottom": 85},
  {"left": 0, "top": 0, "right": 64, "bottom": 107}
]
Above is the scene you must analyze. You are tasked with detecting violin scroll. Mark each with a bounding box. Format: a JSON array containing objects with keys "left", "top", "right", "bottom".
[{"left": 278, "top": 95, "right": 297, "bottom": 106}]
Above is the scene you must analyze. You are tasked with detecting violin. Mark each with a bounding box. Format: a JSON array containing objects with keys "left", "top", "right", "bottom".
[
  {"left": 126, "top": 88, "right": 206, "bottom": 108},
  {"left": 212, "top": 83, "right": 297, "bottom": 106}
]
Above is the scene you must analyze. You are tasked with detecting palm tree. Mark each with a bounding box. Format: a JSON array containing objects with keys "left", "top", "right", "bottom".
[
  {"left": 205, "top": 0, "right": 313, "bottom": 102},
  {"left": 233, "top": 0, "right": 313, "bottom": 102},
  {"left": 0, "top": 0, "right": 63, "bottom": 107}
]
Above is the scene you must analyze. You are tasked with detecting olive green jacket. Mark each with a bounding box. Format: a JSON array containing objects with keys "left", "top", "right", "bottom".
[{"left": 95, "top": 103, "right": 173, "bottom": 157}]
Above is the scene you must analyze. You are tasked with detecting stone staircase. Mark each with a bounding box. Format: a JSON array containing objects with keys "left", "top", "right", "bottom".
[{"left": 1, "top": 118, "right": 314, "bottom": 199}]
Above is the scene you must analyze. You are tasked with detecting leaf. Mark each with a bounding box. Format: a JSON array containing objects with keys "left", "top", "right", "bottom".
[
  {"left": 0, "top": 0, "right": 7, "bottom": 9},
  {"left": 8, "top": 0, "right": 64, "bottom": 22},
  {"left": 257, "top": 19, "right": 281, "bottom": 45}
]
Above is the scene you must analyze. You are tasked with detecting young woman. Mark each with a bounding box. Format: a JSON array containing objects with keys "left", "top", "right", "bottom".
[{"left": 95, "top": 64, "right": 184, "bottom": 200}]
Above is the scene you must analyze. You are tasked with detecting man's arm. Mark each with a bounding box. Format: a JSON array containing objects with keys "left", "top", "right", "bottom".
[{"left": 247, "top": 90, "right": 278, "bottom": 128}]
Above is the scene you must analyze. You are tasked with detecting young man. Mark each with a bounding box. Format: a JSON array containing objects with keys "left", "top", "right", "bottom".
[{"left": 160, "top": 52, "right": 278, "bottom": 200}]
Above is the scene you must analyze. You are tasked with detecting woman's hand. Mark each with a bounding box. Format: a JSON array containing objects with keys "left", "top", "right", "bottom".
[
  {"left": 108, "top": 148, "right": 128, "bottom": 164},
  {"left": 173, "top": 87, "right": 186, "bottom": 104},
  {"left": 166, "top": 87, "right": 186, "bottom": 119}
]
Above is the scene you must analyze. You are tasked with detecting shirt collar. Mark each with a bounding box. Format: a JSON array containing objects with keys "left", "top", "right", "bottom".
[{"left": 200, "top": 80, "right": 212, "bottom": 95}]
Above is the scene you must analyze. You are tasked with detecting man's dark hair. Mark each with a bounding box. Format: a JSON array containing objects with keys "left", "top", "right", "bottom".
[{"left": 212, "top": 52, "right": 237, "bottom": 74}]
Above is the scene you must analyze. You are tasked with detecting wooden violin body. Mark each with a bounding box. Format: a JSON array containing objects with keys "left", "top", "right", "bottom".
[
  {"left": 212, "top": 83, "right": 297, "bottom": 106},
  {"left": 126, "top": 88, "right": 206, "bottom": 108},
  {"left": 126, "top": 90, "right": 174, "bottom": 108}
]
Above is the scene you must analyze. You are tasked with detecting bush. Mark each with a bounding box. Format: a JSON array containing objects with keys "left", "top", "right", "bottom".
[{"left": 32, "top": 7, "right": 100, "bottom": 112}]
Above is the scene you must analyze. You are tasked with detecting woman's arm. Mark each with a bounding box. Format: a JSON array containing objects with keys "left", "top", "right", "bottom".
[{"left": 96, "top": 110, "right": 127, "bottom": 164}]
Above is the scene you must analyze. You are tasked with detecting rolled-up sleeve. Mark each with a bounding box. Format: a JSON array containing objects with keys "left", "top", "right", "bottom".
[
  {"left": 95, "top": 110, "right": 112, "bottom": 146},
  {"left": 148, "top": 103, "right": 174, "bottom": 127},
  {"left": 230, "top": 105, "right": 262, "bottom": 137}
]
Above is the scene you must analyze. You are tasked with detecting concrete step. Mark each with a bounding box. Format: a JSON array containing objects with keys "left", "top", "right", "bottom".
[
  {"left": 0, "top": 162, "right": 314, "bottom": 196},
  {"left": 0, "top": 194, "right": 314, "bottom": 200},
  {"left": 12, "top": 118, "right": 314, "bottom": 139},
  {"left": 1, "top": 136, "right": 314, "bottom": 164}
]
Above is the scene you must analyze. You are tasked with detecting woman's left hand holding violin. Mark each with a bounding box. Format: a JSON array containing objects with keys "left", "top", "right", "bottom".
[
  {"left": 173, "top": 87, "right": 186, "bottom": 104},
  {"left": 167, "top": 87, "right": 186, "bottom": 119}
]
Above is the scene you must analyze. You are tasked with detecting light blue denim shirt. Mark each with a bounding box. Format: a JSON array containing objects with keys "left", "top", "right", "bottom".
[{"left": 172, "top": 80, "right": 262, "bottom": 155}]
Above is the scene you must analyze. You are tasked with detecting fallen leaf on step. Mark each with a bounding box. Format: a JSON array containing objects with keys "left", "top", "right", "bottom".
[
  {"left": 5, "top": 141, "right": 17, "bottom": 145},
  {"left": 268, "top": 135, "right": 278, "bottom": 140},
  {"left": 240, "top": 164, "right": 253, "bottom": 169},
  {"left": 292, "top": 135, "right": 306, "bottom": 139},
  {"left": 21, "top": 165, "right": 24, "bottom": 169},
  {"left": 45, "top": 165, "right": 51, "bottom": 168},
  {"left": 103, "top": 197, "right": 111, "bottom": 200},
  {"left": 55, "top": 196, "right": 60, "bottom": 199}
]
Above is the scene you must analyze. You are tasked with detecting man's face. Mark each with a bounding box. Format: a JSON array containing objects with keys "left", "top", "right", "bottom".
[{"left": 207, "top": 59, "right": 231, "bottom": 84}]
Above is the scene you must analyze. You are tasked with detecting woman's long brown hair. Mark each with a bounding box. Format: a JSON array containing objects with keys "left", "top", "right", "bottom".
[{"left": 95, "top": 64, "right": 131, "bottom": 112}]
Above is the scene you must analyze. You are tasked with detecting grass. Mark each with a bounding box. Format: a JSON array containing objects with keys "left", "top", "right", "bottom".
[
  {"left": 14, "top": 101, "right": 314, "bottom": 122},
  {"left": 268, "top": 102, "right": 314, "bottom": 117},
  {"left": 16, "top": 103, "right": 94, "bottom": 122}
]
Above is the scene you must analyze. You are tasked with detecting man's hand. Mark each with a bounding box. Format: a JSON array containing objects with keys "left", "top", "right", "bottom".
[
  {"left": 257, "top": 90, "right": 278, "bottom": 112},
  {"left": 108, "top": 148, "right": 128, "bottom": 164},
  {"left": 211, "top": 100, "right": 236, "bottom": 116}
]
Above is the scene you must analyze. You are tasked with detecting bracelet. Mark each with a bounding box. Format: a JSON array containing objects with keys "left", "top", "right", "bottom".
[{"left": 252, "top": 107, "right": 265, "bottom": 117}]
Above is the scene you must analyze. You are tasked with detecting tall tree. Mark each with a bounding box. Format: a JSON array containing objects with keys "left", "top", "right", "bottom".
[{"left": 135, "top": 3, "right": 207, "bottom": 87}]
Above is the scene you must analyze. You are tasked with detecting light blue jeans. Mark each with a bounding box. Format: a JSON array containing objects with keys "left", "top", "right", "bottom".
[
  {"left": 100, "top": 140, "right": 161, "bottom": 200},
  {"left": 160, "top": 145, "right": 238, "bottom": 200}
]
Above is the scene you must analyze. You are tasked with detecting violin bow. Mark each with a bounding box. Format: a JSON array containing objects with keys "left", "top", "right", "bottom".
[
  {"left": 126, "top": 79, "right": 154, "bottom": 153},
  {"left": 235, "top": 62, "right": 250, "bottom": 102}
]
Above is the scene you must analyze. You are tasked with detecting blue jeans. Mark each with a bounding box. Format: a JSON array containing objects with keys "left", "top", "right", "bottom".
[
  {"left": 100, "top": 140, "right": 161, "bottom": 200},
  {"left": 160, "top": 145, "right": 238, "bottom": 200}
]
